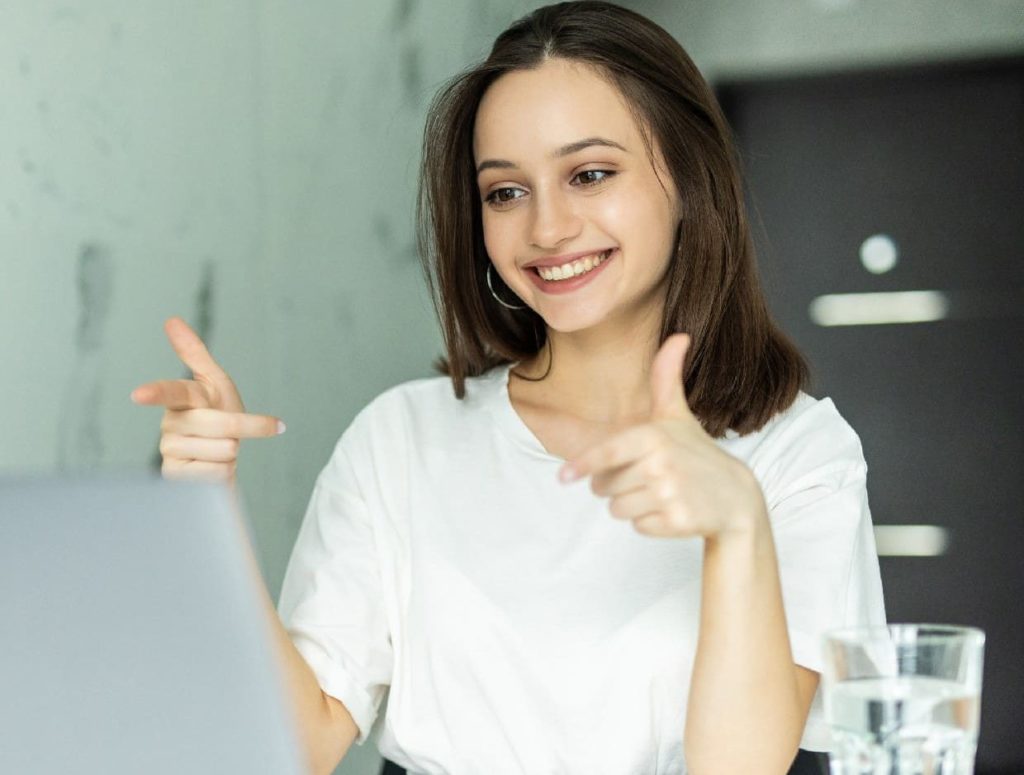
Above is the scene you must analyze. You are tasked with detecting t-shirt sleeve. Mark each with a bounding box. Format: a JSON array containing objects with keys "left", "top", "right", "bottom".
[
  {"left": 770, "top": 461, "right": 886, "bottom": 674},
  {"left": 753, "top": 396, "right": 887, "bottom": 674},
  {"left": 749, "top": 396, "right": 887, "bottom": 752},
  {"left": 276, "top": 430, "right": 393, "bottom": 746}
]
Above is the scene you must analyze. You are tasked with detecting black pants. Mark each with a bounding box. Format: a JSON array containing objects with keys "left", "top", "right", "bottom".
[{"left": 380, "top": 748, "right": 829, "bottom": 774}]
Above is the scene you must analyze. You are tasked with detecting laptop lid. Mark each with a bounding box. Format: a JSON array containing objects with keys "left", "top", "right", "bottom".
[{"left": 0, "top": 473, "right": 306, "bottom": 775}]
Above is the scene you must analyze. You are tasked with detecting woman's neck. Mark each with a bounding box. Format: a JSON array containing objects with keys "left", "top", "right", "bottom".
[{"left": 511, "top": 308, "right": 664, "bottom": 425}]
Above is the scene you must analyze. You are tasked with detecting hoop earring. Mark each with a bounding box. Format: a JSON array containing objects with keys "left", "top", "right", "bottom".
[{"left": 486, "top": 264, "right": 527, "bottom": 310}]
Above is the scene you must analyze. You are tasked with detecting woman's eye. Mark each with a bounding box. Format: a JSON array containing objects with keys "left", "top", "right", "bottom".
[
  {"left": 485, "top": 187, "right": 526, "bottom": 207},
  {"left": 573, "top": 169, "right": 614, "bottom": 186}
]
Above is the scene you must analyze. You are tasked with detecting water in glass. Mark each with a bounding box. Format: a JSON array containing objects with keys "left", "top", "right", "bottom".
[{"left": 829, "top": 675, "right": 980, "bottom": 774}]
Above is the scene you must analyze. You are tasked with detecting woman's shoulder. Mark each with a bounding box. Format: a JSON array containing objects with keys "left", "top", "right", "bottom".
[
  {"left": 318, "top": 366, "right": 509, "bottom": 491},
  {"left": 341, "top": 365, "right": 508, "bottom": 443},
  {"left": 362, "top": 365, "right": 507, "bottom": 415},
  {"left": 727, "top": 390, "right": 862, "bottom": 453},
  {"left": 721, "top": 390, "right": 868, "bottom": 505}
]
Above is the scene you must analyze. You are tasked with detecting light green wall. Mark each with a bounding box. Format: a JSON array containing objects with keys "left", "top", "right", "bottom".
[
  {"left": 2, "top": 2, "right": 1020, "bottom": 774},
  {"left": 0, "top": 3, "right": 535, "bottom": 774}
]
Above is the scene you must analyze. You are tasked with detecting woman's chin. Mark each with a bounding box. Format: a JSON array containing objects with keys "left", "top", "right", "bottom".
[{"left": 536, "top": 306, "right": 614, "bottom": 336}]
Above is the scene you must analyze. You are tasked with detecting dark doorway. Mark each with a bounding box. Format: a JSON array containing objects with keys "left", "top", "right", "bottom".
[{"left": 718, "top": 57, "right": 1024, "bottom": 773}]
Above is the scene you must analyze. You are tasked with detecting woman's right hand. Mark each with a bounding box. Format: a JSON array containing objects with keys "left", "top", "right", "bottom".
[{"left": 130, "top": 316, "right": 284, "bottom": 489}]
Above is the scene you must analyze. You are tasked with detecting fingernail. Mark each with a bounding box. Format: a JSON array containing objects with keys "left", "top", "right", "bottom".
[
  {"left": 558, "top": 464, "right": 579, "bottom": 483},
  {"left": 276, "top": 421, "right": 287, "bottom": 435}
]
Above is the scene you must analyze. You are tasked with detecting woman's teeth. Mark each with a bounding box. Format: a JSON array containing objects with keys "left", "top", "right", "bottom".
[{"left": 535, "top": 250, "right": 611, "bottom": 281}]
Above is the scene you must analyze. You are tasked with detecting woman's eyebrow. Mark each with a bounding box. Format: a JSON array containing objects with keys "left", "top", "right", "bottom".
[
  {"left": 555, "top": 136, "right": 627, "bottom": 158},
  {"left": 476, "top": 136, "right": 628, "bottom": 175}
]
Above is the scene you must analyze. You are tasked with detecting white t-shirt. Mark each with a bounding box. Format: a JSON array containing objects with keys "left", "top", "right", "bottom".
[{"left": 277, "top": 362, "right": 886, "bottom": 775}]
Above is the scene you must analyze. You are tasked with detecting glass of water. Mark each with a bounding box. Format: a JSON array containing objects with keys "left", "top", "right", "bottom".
[{"left": 822, "top": 624, "right": 985, "bottom": 775}]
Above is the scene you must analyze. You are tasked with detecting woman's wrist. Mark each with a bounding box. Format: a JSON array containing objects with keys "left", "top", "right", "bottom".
[{"left": 708, "top": 469, "right": 771, "bottom": 549}]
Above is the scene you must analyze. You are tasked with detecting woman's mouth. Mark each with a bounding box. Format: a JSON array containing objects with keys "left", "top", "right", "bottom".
[
  {"left": 534, "top": 249, "right": 612, "bottom": 281},
  {"left": 526, "top": 249, "right": 615, "bottom": 294}
]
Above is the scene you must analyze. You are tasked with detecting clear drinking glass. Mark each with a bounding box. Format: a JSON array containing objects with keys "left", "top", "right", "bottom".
[{"left": 822, "top": 624, "right": 985, "bottom": 775}]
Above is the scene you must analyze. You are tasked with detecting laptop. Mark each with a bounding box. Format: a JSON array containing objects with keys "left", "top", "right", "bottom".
[{"left": 0, "top": 472, "right": 307, "bottom": 774}]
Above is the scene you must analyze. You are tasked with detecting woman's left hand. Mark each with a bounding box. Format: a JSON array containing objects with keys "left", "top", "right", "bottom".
[{"left": 559, "top": 334, "right": 767, "bottom": 540}]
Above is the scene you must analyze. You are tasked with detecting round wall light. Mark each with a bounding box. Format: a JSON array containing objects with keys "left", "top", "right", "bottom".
[{"left": 860, "top": 233, "right": 899, "bottom": 274}]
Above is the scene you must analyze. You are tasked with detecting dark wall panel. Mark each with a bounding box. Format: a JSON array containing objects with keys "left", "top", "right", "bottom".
[{"left": 718, "top": 57, "right": 1024, "bottom": 772}]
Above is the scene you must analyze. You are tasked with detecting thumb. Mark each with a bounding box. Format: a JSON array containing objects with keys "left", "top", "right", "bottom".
[
  {"left": 649, "top": 333, "right": 692, "bottom": 420},
  {"left": 163, "top": 316, "right": 244, "bottom": 413}
]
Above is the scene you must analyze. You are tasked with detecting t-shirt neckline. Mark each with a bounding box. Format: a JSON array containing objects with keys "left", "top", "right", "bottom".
[
  {"left": 484, "top": 362, "right": 565, "bottom": 463},
  {"left": 483, "top": 362, "right": 745, "bottom": 452}
]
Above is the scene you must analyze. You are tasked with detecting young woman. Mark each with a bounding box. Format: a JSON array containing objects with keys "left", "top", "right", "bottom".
[{"left": 132, "top": 3, "right": 885, "bottom": 773}]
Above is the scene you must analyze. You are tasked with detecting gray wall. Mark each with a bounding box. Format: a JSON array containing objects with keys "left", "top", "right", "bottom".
[
  {"left": 2, "top": 2, "right": 1021, "bottom": 774},
  {"left": 649, "top": 0, "right": 1024, "bottom": 78}
]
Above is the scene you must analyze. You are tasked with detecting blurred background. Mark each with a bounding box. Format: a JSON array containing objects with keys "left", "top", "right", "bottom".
[{"left": 2, "top": 1, "right": 1021, "bottom": 773}]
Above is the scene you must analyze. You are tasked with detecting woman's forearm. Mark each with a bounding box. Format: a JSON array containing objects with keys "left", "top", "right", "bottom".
[
  {"left": 256, "top": 579, "right": 357, "bottom": 775},
  {"left": 233, "top": 493, "right": 357, "bottom": 774},
  {"left": 683, "top": 502, "right": 804, "bottom": 774}
]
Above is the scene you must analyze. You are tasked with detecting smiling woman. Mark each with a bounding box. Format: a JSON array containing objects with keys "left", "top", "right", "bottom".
[
  {"left": 418, "top": 5, "right": 810, "bottom": 442},
  {"left": 133, "top": 2, "right": 886, "bottom": 774}
]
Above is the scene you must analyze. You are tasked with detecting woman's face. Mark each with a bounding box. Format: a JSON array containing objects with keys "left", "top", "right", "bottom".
[{"left": 473, "top": 57, "right": 681, "bottom": 337}]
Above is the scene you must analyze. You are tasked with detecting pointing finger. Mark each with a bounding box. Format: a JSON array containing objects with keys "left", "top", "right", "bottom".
[
  {"left": 590, "top": 458, "right": 649, "bottom": 497},
  {"left": 160, "top": 408, "right": 285, "bottom": 439},
  {"left": 560, "top": 425, "right": 655, "bottom": 482}
]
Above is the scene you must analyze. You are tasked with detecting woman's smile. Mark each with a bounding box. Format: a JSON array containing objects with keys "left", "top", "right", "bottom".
[{"left": 524, "top": 248, "right": 616, "bottom": 294}]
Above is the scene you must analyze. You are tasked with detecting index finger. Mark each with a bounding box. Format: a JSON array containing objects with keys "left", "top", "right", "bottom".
[
  {"left": 131, "top": 379, "right": 214, "bottom": 410},
  {"left": 161, "top": 407, "right": 285, "bottom": 439},
  {"left": 559, "top": 425, "right": 655, "bottom": 483}
]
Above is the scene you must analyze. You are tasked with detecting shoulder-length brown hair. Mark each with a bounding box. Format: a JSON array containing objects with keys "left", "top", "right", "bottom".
[{"left": 417, "top": 0, "right": 807, "bottom": 437}]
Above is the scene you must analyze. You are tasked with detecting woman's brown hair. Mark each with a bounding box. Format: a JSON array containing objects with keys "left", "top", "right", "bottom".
[{"left": 416, "top": 0, "right": 808, "bottom": 438}]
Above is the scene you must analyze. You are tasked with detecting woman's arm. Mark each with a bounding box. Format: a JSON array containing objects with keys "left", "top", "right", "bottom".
[
  {"left": 256, "top": 579, "right": 360, "bottom": 775},
  {"left": 131, "top": 318, "right": 358, "bottom": 771},
  {"left": 683, "top": 499, "right": 818, "bottom": 774},
  {"left": 563, "top": 335, "right": 820, "bottom": 770}
]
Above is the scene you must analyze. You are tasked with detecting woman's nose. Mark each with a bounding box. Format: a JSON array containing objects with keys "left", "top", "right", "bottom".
[{"left": 528, "top": 188, "right": 583, "bottom": 250}]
